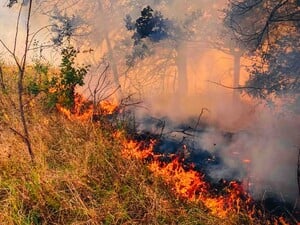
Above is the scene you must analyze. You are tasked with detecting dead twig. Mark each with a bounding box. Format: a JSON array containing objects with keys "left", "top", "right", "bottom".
[
  {"left": 194, "top": 108, "right": 209, "bottom": 130},
  {"left": 0, "top": 120, "right": 30, "bottom": 151}
]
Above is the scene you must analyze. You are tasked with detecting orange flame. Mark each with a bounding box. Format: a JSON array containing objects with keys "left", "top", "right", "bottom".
[
  {"left": 120, "top": 136, "right": 255, "bottom": 218},
  {"left": 100, "top": 100, "right": 119, "bottom": 115},
  {"left": 56, "top": 94, "right": 119, "bottom": 121},
  {"left": 243, "top": 159, "right": 251, "bottom": 164},
  {"left": 58, "top": 98, "right": 293, "bottom": 224},
  {"left": 120, "top": 135, "right": 294, "bottom": 224}
]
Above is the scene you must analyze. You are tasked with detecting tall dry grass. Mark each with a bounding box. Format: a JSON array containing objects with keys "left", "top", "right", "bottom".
[{"left": 0, "top": 65, "right": 273, "bottom": 225}]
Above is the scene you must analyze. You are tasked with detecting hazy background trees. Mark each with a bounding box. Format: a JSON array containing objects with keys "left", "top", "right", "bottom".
[
  {"left": 125, "top": 4, "right": 203, "bottom": 98},
  {"left": 3, "top": 0, "right": 298, "bottom": 113},
  {"left": 224, "top": 0, "right": 300, "bottom": 110}
]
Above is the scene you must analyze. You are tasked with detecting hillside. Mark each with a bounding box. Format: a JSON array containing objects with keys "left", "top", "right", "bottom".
[
  {"left": 0, "top": 99, "right": 229, "bottom": 225},
  {"left": 0, "top": 0, "right": 299, "bottom": 223}
]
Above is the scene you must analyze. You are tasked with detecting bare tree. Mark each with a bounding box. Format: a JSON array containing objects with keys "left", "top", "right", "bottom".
[
  {"left": 224, "top": 0, "right": 300, "bottom": 103},
  {"left": 224, "top": 0, "right": 300, "bottom": 50},
  {"left": 0, "top": 0, "right": 35, "bottom": 161}
]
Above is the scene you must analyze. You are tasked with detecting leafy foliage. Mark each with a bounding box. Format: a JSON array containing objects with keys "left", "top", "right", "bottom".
[
  {"left": 50, "top": 45, "right": 89, "bottom": 109},
  {"left": 126, "top": 6, "right": 171, "bottom": 45},
  {"left": 124, "top": 6, "right": 171, "bottom": 66},
  {"left": 27, "top": 46, "right": 89, "bottom": 109},
  {"left": 125, "top": 5, "right": 202, "bottom": 67},
  {"left": 246, "top": 36, "right": 300, "bottom": 100},
  {"left": 7, "top": 0, "right": 18, "bottom": 7},
  {"left": 50, "top": 9, "right": 83, "bottom": 46},
  {"left": 224, "top": 0, "right": 300, "bottom": 106},
  {"left": 27, "top": 61, "right": 50, "bottom": 96}
]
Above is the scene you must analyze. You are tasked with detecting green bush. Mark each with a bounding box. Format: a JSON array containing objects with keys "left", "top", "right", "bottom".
[{"left": 27, "top": 45, "right": 89, "bottom": 110}]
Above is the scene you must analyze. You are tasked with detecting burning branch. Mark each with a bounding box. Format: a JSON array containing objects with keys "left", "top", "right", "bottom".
[{"left": 84, "top": 61, "right": 122, "bottom": 119}]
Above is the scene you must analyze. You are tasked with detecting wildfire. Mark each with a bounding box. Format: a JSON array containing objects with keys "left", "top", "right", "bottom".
[
  {"left": 243, "top": 159, "right": 251, "bottom": 164},
  {"left": 56, "top": 94, "right": 119, "bottom": 121},
  {"left": 121, "top": 136, "right": 253, "bottom": 218},
  {"left": 120, "top": 135, "right": 294, "bottom": 224},
  {"left": 58, "top": 97, "right": 294, "bottom": 224},
  {"left": 100, "top": 100, "right": 119, "bottom": 115}
]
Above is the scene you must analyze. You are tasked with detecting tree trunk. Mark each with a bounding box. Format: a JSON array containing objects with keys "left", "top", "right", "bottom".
[
  {"left": 297, "top": 148, "right": 300, "bottom": 196},
  {"left": 20, "top": 0, "right": 35, "bottom": 162},
  {"left": 232, "top": 50, "right": 241, "bottom": 100},
  {"left": 105, "top": 35, "right": 121, "bottom": 98},
  {"left": 18, "top": 71, "right": 34, "bottom": 162},
  {"left": 98, "top": 1, "right": 121, "bottom": 100},
  {"left": 176, "top": 43, "right": 188, "bottom": 97}
]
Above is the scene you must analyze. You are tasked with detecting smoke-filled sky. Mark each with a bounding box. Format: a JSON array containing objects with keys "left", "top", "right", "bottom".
[{"left": 0, "top": 6, "right": 21, "bottom": 53}]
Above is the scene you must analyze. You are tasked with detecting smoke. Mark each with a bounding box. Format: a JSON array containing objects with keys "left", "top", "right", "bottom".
[
  {"left": 87, "top": 0, "right": 299, "bottom": 203},
  {"left": 201, "top": 107, "right": 299, "bottom": 200},
  {"left": 32, "top": 1, "right": 300, "bottom": 205},
  {"left": 133, "top": 87, "right": 300, "bottom": 203}
]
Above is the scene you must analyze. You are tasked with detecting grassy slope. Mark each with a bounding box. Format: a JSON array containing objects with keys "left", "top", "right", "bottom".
[
  {"left": 0, "top": 103, "right": 231, "bottom": 225},
  {"left": 0, "top": 66, "right": 271, "bottom": 225}
]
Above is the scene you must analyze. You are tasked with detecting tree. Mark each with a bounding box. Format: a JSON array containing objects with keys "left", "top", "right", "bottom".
[
  {"left": 96, "top": 0, "right": 121, "bottom": 99},
  {"left": 0, "top": 0, "right": 84, "bottom": 161},
  {"left": 90, "top": 0, "right": 175, "bottom": 99},
  {"left": 47, "top": 45, "right": 89, "bottom": 109},
  {"left": 224, "top": 0, "right": 300, "bottom": 105},
  {"left": 190, "top": 0, "right": 246, "bottom": 100},
  {"left": 125, "top": 5, "right": 202, "bottom": 97},
  {"left": 224, "top": 0, "right": 300, "bottom": 50},
  {"left": 0, "top": 0, "right": 35, "bottom": 161},
  {"left": 38, "top": 0, "right": 155, "bottom": 100},
  {"left": 127, "top": 6, "right": 170, "bottom": 45}
]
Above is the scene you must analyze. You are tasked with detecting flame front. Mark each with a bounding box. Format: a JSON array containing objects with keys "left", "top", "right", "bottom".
[
  {"left": 121, "top": 136, "right": 292, "bottom": 225},
  {"left": 121, "top": 136, "right": 254, "bottom": 218},
  {"left": 56, "top": 94, "right": 119, "bottom": 121},
  {"left": 57, "top": 98, "right": 292, "bottom": 224}
]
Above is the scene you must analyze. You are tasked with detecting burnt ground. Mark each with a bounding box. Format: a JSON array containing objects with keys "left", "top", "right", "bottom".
[{"left": 128, "top": 114, "right": 300, "bottom": 224}]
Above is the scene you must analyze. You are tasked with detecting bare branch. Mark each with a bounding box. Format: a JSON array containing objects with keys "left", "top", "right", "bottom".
[
  {"left": 13, "top": 3, "right": 23, "bottom": 55},
  {"left": 194, "top": 108, "right": 209, "bottom": 131},
  {"left": 207, "top": 80, "right": 266, "bottom": 90},
  {"left": 0, "top": 39, "right": 21, "bottom": 70},
  {"left": 28, "top": 24, "right": 55, "bottom": 50}
]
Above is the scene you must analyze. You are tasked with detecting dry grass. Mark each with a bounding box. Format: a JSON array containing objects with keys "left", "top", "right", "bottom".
[
  {"left": 0, "top": 65, "right": 275, "bottom": 225},
  {"left": 0, "top": 100, "right": 224, "bottom": 224}
]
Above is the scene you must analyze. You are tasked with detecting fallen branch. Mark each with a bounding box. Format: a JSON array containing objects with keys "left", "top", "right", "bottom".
[{"left": 194, "top": 108, "right": 209, "bottom": 130}]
